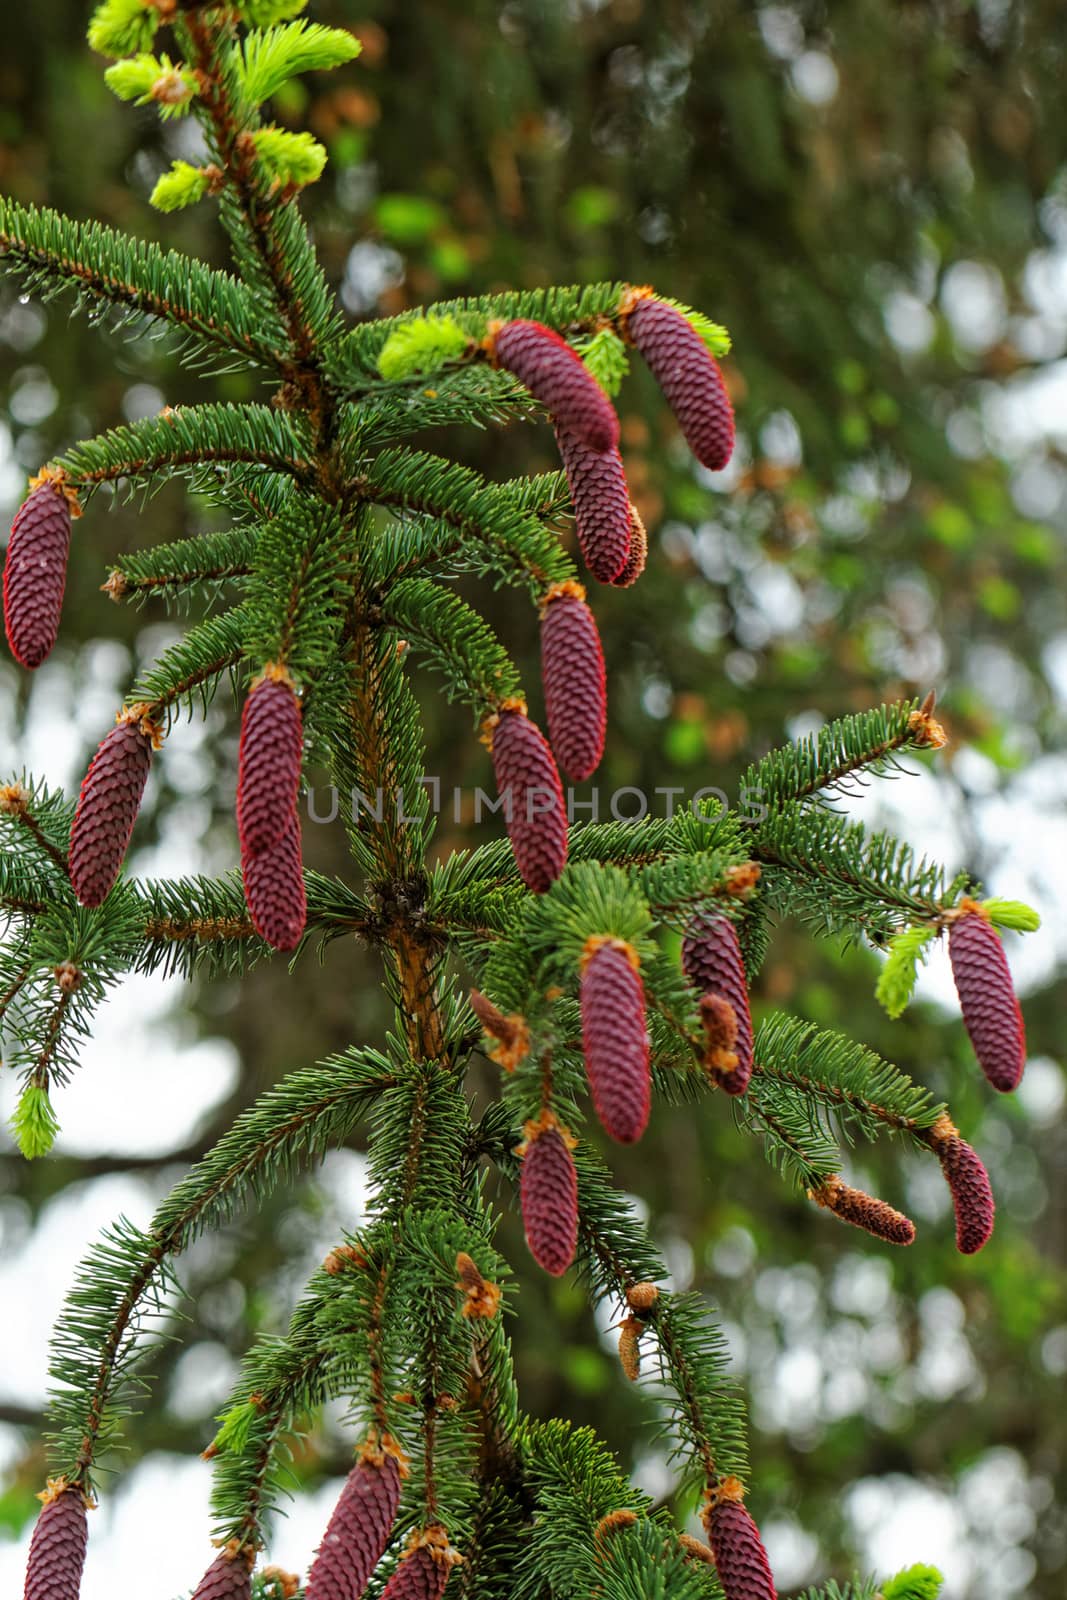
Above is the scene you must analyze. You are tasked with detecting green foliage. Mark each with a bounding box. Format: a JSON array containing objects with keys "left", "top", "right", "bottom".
[
  {"left": 875, "top": 924, "right": 937, "bottom": 1018},
  {"left": 105, "top": 53, "right": 198, "bottom": 115},
  {"left": 249, "top": 127, "right": 328, "bottom": 188},
  {"left": 376, "top": 315, "right": 472, "bottom": 381},
  {"left": 238, "top": 0, "right": 310, "bottom": 22},
  {"left": 88, "top": 0, "right": 158, "bottom": 58},
  {"left": 576, "top": 327, "right": 631, "bottom": 397},
  {"left": 982, "top": 898, "right": 1041, "bottom": 932},
  {"left": 880, "top": 1564, "right": 944, "bottom": 1600},
  {"left": 9, "top": 1080, "right": 60, "bottom": 1160},
  {"left": 237, "top": 21, "right": 361, "bottom": 106},
  {"left": 150, "top": 161, "right": 213, "bottom": 213}
]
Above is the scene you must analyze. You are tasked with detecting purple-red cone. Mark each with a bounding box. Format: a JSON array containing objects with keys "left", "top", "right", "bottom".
[
  {"left": 490, "top": 320, "right": 619, "bottom": 452},
  {"left": 69, "top": 710, "right": 158, "bottom": 907},
  {"left": 236, "top": 667, "right": 303, "bottom": 859},
  {"left": 810, "top": 1174, "right": 916, "bottom": 1246},
  {"left": 23, "top": 1481, "right": 88, "bottom": 1600},
  {"left": 929, "top": 1116, "right": 995, "bottom": 1255},
  {"left": 307, "top": 1437, "right": 406, "bottom": 1600},
  {"left": 190, "top": 1543, "right": 253, "bottom": 1600},
  {"left": 487, "top": 704, "right": 567, "bottom": 893},
  {"left": 702, "top": 1481, "right": 777, "bottom": 1600},
  {"left": 611, "top": 504, "right": 648, "bottom": 588},
  {"left": 4, "top": 478, "right": 73, "bottom": 669},
  {"left": 379, "top": 1528, "right": 461, "bottom": 1600},
  {"left": 948, "top": 904, "right": 1026, "bottom": 1093},
  {"left": 241, "top": 808, "right": 306, "bottom": 951},
  {"left": 580, "top": 938, "right": 651, "bottom": 1143},
  {"left": 519, "top": 1114, "right": 579, "bottom": 1276},
  {"left": 682, "top": 913, "right": 753, "bottom": 1094},
  {"left": 539, "top": 582, "right": 606, "bottom": 781},
  {"left": 554, "top": 429, "right": 631, "bottom": 584},
  {"left": 623, "top": 293, "right": 735, "bottom": 471}
]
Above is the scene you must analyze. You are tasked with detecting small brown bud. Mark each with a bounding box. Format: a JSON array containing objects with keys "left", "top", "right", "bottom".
[
  {"left": 455, "top": 1252, "right": 502, "bottom": 1319},
  {"left": 678, "top": 1532, "right": 716, "bottom": 1565},
  {"left": 594, "top": 1509, "right": 638, "bottom": 1552},
  {"left": 322, "top": 1243, "right": 367, "bottom": 1275},
  {"left": 625, "top": 1281, "right": 660, "bottom": 1315},
  {"left": 617, "top": 1315, "right": 643, "bottom": 1381},
  {"left": 469, "top": 989, "right": 530, "bottom": 1070}
]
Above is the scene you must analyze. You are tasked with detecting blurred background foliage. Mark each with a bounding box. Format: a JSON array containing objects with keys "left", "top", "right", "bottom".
[{"left": 1, "top": 2, "right": 1066, "bottom": 1596}]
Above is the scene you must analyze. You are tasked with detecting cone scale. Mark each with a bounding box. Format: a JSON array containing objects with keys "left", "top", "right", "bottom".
[
  {"left": 69, "top": 709, "right": 159, "bottom": 908},
  {"left": 236, "top": 667, "right": 303, "bottom": 859},
  {"left": 539, "top": 582, "right": 606, "bottom": 782},
  {"left": 241, "top": 808, "right": 307, "bottom": 951},
  {"left": 702, "top": 1480, "right": 777, "bottom": 1600},
  {"left": 23, "top": 1481, "right": 88, "bottom": 1600},
  {"left": 306, "top": 1436, "right": 406, "bottom": 1600},
  {"left": 519, "top": 1113, "right": 579, "bottom": 1276},
  {"left": 489, "top": 320, "right": 619, "bottom": 452},
  {"left": 580, "top": 938, "right": 651, "bottom": 1144},
  {"left": 611, "top": 504, "right": 648, "bottom": 588},
  {"left": 190, "top": 1543, "right": 253, "bottom": 1600},
  {"left": 379, "top": 1528, "right": 461, "bottom": 1600},
  {"left": 810, "top": 1175, "right": 916, "bottom": 1246},
  {"left": 487, "top": 704, "right": 567, "bottom": 893},
  {"left": 554, "top": 429, "right": 631, "bottom": 584},
  {"left": 948, "top": 903, "right": 1026, "bottom": 1093},
  {"left": 928, "top": 1115, "right": 995, "bottom": 1255},
  {"left": 4, "top": 478, "right": 73, "bottom": 670}
]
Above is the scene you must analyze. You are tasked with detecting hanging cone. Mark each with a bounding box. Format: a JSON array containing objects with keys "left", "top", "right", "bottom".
[
  {"left": 190, "top": 1542, "right": 253, "bottom": 1600},
  {"left": 69, "top": 707, "right": 159, "bottom": 907},
  {"left": 610, "top": 504, "right": 648, "bottom": 588},
  {"left": 23, "top": 1480, "right": 89, "bottom": 1600},
  {"left": 702, "top": 1480, "right": 777, "bottom": 1600},
  {"left": 539, "top": 582, "right": 606, "bottom": 781},
  {"left": 518, "top": 1112, "right": 579, "bottom": 1276},
  {"left": 241, "top": 808, "right": 307, "bottom": 951},
  {"left": 927, "top": 1114, "right": 995, "bottom": 1255},
  {"left": 554, "top": 428, "right": 631, "bottom": 583},
  {"left": 306, "top": 1434, "right": 407, "bottom": 1600},
  {"left": 486, "top": 703, "right": 567, "bottom": 893},
  {"left": 682, "top": 913, "right": 753, "bottom": 1094},
  {"left": 378, "top": 1527, "right": 462, "bottom": 1600},
  {"left": 948, "top": 902, "right": 1026, "bottom": 1092},
  {"left": 4, "top": 476, "right": 74, "bottom": 669},
  {"left": 488, "top": 320, "right": 618, "bottom": 451},
  {"left": 621, "top": 291, "right": 735, "bottom": 470},
  {"left": 236, "top": 666, "right": 303, "bottom": 859},
  {"left": 809, "top": 1174, "right": 916, "bottom": 1246},
  {"left": 580, "top": 937, "right": 651, "bottom": 1144}
]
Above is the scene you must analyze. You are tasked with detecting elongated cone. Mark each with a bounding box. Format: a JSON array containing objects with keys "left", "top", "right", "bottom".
[
  {"left": 554, "top": 429, "right": 631, "bottom": 583},
  {"left": 682, "top": 913, "right": 753, "bottom": 1094},
  {"left": 307, "top": 1436, "right": 406, "bottom": 1600},
  {"left": 948, "top": 903, "right": 1026, "bottom": 1092},
  {"left": 624, "top": 293, "right": 735, "bottom": 470},
  {"left": 810, "top": 1174, "right": 916, "bottom": 1246},
  {"left": 490, "top": 320, "right": 618, "bottom": 451},
  {"left": 4, "top": 480, "right": 73, "bottom": 669},
  {"left": 580, "top": 938, "right": 651, "bottom": 1143},
  {"left": 488, "top": 704, "right": 567, "bottom": 892},
  {"left": 540, "top": 582, "right": 606, "bottom": 781},
  {"left": 703, "top": 1480, "right": 777, "bottom": 1600},
  {"left": 611, "top": 504, "right": 648, "bottom": 588},
  {"left": 928, "top": 1116, "right": 995, "bottom": 1255},
  {"left": 69, "top": 710, "right": 157, "bottom": 907},
  {"left": 379, "top": 1527, "right": 462, "bottom": 1600},
  {"left": 519, "top": 1114, "right": 579, "bottom": 1276},
  {"left": 237, "top": 667, "right": 303, "bottom": 858},
  {"left": 242, "top": 808, "right": 306, "bottom": 950},
  {"left": 24, "top": 1481, "right": 87, "bottom": 1600},
  {"left": 190, "top": 1543, "right": 253, "bottom": 1600}
]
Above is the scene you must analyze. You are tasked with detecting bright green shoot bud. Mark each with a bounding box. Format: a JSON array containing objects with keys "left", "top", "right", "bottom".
[
  {"left": 88, "top": 0, "right": 159, "bottom": 60},
  {"left": 150, "top": 161, "right": 214, "bottom": 213},
  {"left": 377, "top": 317, "right": 472, "bottom": 382},
  {"left": 11, "top": 1080, "right": 60, "bottom": 1160},
  {"left": 249, "top": 127, "right": 328, "bottom": 189},
  {"left": 105, "top": 53, "right": 198, "bottom": 118}
]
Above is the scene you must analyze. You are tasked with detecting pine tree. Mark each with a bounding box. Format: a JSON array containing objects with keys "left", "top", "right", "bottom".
[{"left": 0, "top": 7, "right": 1037, "bottom": 1598}]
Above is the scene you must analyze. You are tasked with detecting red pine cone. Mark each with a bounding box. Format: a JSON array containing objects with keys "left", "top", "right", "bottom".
[
  {"left": 580, "top": 939, "right": 651, "bottom": 1144},
  {"left": 4, "top": 481, "right": 72, "bottom": 669},
  {"left": 554, "top": 429, "right": 631, "bottom": 583},
  {"left": 379, "top": 1530, "right": 461, "bottom": 1600},
  {"left": 241, "top": 809, "right": 306, "bottom": 951},
  {"left": 540, "top": 583, "right": 606, "bottom": 781},
  {"left": 611, "top": 504, "right": 648, "bottom": 588},
  {"left": 190, "top": 1546, "right": 252, "bottom": 1600},
  {"left": 236, "top": 670, "right": 303, "bottom": 859},
  {"left": 703, "top": 1484, "right": 777, "bottom": 1600},
  {"left": 933, "top": 1126, "right": 995, "bottom": 1255},
  {"left": 23, "top": 1483, "right": 87, "bottom": 1600},
  {"left": 307, "top": 1444, "right": 404, "bottom": 1600},
  {"left": 626, "top": 296, "right": 735, "bottom": 471},
  {"left": 520, "top": 1117, "right": 579, "bottom": 1276},
  {"left": 491, "top": 320, "right": 619, "bottom": 452},
  {"left": 489, "top": 707, "right": 567, "bottom": 893},
  {"left": 69, "top": 714, "right": 156, "bottom": 907},
  {"left": 682, "top": 914, "right": 753, "bottom": 1094},
  {"left": 948, "top": 907, "right": 1026, "bottom": 1093},
  {"left": 812, "top": 1175, "right": 916, "bottom": 1246}
]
